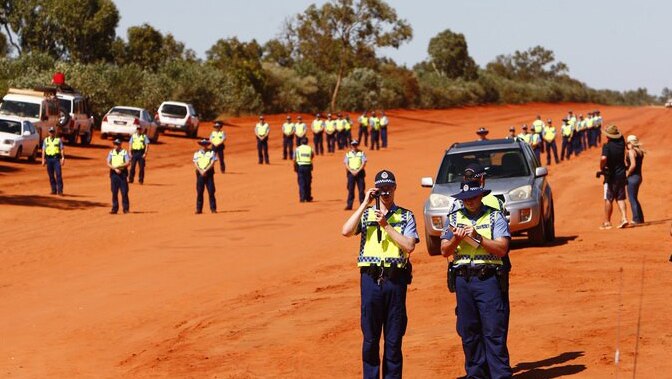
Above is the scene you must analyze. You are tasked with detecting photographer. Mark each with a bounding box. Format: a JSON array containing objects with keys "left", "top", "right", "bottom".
[
  {"left": 600, "top": 124, "right": 628, "bottom": 229},
  {"left": 341, "top": 170, "right": 418, "bottom": 379}
]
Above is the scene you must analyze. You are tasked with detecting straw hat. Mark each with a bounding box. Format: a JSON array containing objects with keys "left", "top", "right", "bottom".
[{"left": 603, "top": 124, "right": 622, "bottom": 139}]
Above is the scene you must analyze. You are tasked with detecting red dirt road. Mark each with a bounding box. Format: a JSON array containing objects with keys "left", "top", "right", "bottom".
[{"left": 1, "top": 104, "right": 670, "bottom": 378}]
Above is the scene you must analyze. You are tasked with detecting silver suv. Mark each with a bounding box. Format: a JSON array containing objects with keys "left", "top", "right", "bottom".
[
  {"left": 155, "top": 101, "right": 200, "bottom": 137},
  {"left": 421, "top": 138, "right": 555, "bottom": 255}
]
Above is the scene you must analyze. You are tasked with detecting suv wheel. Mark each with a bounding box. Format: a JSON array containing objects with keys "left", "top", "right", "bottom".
[
  {"left": 528, "top": 207, "right": 546, "bottom": 245},
  {"left": 80, "top": 131, "right": 92, "bottom": 145},
  {"left": 425, "top": 230, "right": 442, "bottom": 256},
  {"left": 189, "top": 126, "right": 199, "bottom": 138},
  {"left": 545, "top": 202, "right": 556, "bottom": 242},
  {"left": 14, "top": 146, "right": 22, "bottom": 161},
  {"left": 66, "top": 129, "right": 78, "bottom": 144},
  {"left": 28, "top": 146, "right": 38, "bottom": 162}
]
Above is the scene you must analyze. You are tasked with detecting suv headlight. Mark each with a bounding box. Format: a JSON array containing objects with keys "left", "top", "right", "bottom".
[
  {"left": 429, "top": 193, "right": 453, "bottom": 209},
  {"left": 508, "top": 185, "right": 532, "bottom": 201},
  {"left": 3, "top": 139, "right": 15, "bottom": 145}
]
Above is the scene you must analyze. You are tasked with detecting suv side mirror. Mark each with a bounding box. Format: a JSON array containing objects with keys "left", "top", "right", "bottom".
[
  {"left": 421, "top": 177, "right": 434, "bottom": 187},
  {"left": 23, "top": 130, "right": 31, "bottom": 136},
  {"left": 535, "top": 167, "right": 548, "bottom": 177}
]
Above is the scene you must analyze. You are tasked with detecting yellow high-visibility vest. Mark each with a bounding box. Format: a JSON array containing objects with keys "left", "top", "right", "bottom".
[
  {"left": 256, "top": 122, "right": 270, "bottom": 138},
  {"left": 561, "top": 124, "right": 573, "bottom": 138},
  {"left": 295, "top": 144, "right": 313, "bottom": 165},
  {"left": 282, "top": 122, "right": 294, "bottom": 136},
  {"left": 195, "top": 150, "right": 214, "bottom": 170},
  {"left": 131, "top": 133, "right": 146, "bottom": 150},
  {"left": 44, "top": 137, "right": 61, "bottom": 156},
  {"left": 450, "top": 208, "right": 503, "bottom": 266},
  {"left": 110, "top": 149, "right": 127, "bottom": 168},
  {"left": 335, "top": 119, "right": 345, "bottom": 132},
  {"left": 346, "top": 150, "right": 364, "bottom": 170},
  {"left": 210, "top": 131, "right": 225, "bottom": 145},
  {"left": 325, "top": 120, "right": 336, "bottom": 134},
  {"left": 542, "top": 126, "right": 556, "bottom": 143},
  {"left": 295, "top": 122, "right": 307, "bottom": 137},
  {"left": 357, "top": 207, "right": 412, "bottom": 268},
  {"left": 359, "top": 115, "right": 369, "bottom": 127},
  {"left": 532, "top": 120, "right": 545, "bottom": 134},
  {"left": 517, "top": 133, "right": 531, "bottom": 144},
  {"left": 370, "top": 117, "right": 381, "bottom": 131},
  {"left": 311, "top": 120, "right": 324, "bottom": 133}
]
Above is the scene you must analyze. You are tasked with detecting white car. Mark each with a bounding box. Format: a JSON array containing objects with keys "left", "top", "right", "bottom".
[
  {"left": 100, "top": 106, "right": 159, "bottom": 142},
  {"left": 665, "top": 98, "right": 672, "bottom": 108},
  {"left": 0, "top": 116, "right": 40, "bottom": 161},
  {"left": 156, "top": 101, "right": 200, "bottom": 138}
]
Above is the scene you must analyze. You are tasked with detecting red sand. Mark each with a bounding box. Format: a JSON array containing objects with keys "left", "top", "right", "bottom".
[{"left": 1, "top": 104, "right": 670, "bottom": 378}]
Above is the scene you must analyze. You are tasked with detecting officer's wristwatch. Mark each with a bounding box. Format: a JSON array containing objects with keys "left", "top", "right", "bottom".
[{"left": 473, "top": 234, "right": 483, "bottom": 247}]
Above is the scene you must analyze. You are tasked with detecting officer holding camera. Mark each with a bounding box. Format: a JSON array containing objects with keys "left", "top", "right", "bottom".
[
  {"left": 341, "top": 170, "right": 419, "bottom": 379},
  {"left": 441, "top": 179, "right": 511, "bottom": 379}
]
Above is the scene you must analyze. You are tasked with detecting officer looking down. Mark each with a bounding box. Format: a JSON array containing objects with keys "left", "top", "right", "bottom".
[
  {"left": 441, "top": 179, "right": 512, "bottom": 379},
  {"left": 341, "top": 170, "right": 419, "bottom": 379}
]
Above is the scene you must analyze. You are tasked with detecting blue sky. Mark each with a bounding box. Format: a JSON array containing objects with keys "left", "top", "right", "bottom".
[{"left": 114, "top": 0, "right": 670, "bottom": 95}]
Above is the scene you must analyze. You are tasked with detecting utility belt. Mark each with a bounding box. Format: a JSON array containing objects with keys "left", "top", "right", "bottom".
[
  {"left": 45, "top": 154, "right": 60, "bottom": 158},
  {"left": 360, "top": 262, "right": 412, "bottom": 285},
  {"left": 110, "top": 168, "right": 128, "bottom": 176},
  {"left": 131, "top": 149, "right": 145, "bottom": 153},
  {"left": 447, "top": 263, "right": 508, "bottom": 293}
]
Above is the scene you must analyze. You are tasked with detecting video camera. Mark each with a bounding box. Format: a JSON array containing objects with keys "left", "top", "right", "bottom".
[{"left": 595, "top": 168, "right": 610, "bottom": 179}]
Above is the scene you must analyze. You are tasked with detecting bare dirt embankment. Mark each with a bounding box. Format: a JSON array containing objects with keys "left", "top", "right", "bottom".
[{"left": 1, "top": 104, "right": 670, "bottom": 378}]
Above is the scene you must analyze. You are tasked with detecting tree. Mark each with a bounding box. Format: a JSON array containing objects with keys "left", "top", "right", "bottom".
[
  {"left": 486, "top": 45, "right": 568, "bottom": 81},
  {"left": 285, "top": 0, "right": 412, "bottom": 110},
  {"left": 0, "top": 32, "right": 8, "bottom": 56},
  {"left": 0, "top": 0, "right": 119, "bottom": 62},
  {"left": 206, "top": 37, "right": 265, "bottom": 95},
  {"left": 426, "top": 29, "right": 477, "bottom": 80},
  {"left": 125, "top": 24, "right": 164, "bottom": 70}
]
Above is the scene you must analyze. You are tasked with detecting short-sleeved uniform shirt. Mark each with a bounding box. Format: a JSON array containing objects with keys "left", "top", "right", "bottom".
[{"left": 129, "top": 134, "right": 150, "bottom": 151}]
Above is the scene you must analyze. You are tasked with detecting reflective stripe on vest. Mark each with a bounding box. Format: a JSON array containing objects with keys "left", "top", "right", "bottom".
[
  {"left": 335, "top": 120, "right": 345, "bottom": 131},
  {"left": 532, "top": 120, "right": 544, "bottom": 133},
  {"left": 450, "top": 208, "right": 503, "bottom": 266},
  {"left": 131, "top": 133, "right": 146, "bottom": 150},
  {"left": 282, "top": 122, "right": 294, "bottom": 136},
  {"left": 325, "top": 120, "right": 336, "bottom": 134},
  {"left": 542, "top": 127, "right": 556, "bottom": 142},
  {"left": 295, "top": 144, "right": 313, "bottom": 165},
  {"left": 295, "top": 122, "right": 307, "bottom": 137},
  {"left": 111, "top": 149, "right": 127, "bottom": 168},
  {"left": 311, "top": 120, "right": 323, "bottom": 133},
  {"left": 517, "top": 133, "right": 530, "bottom": 144},
  {"left": 210, "top": 131, "right": 224, "bottom": 145},
  {"left": 561, "top": 124, "right": 573, "bottom": 137},
  {"left": 346, "top": 151, "right": 364, "bottom": 170},
  {"left": 370, "top": 117, "right": 381, "bottom": 130},
  {"left": 256, "top": 123, "right": 269, "bottom": 137},
  {"left": 359, "top": 116, "right": 369, "bottom": 126},
  {"left": 357, "top": 207, "right": 410, "bottom": 268},
  {"left": 344, "top": 120, "right": 351, "bottom": 131},
  {"left": 196, "top": 150, "right": 214, "bottom": 170},
  {"left": 531, "top": 134, "right": 541, "bottom": 146},
  {"left": 44, "top": 137, "right": 61, "bottom": 156}
]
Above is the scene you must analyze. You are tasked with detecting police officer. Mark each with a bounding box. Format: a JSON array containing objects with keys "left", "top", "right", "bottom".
[
  {"left": 595, "top": 110, "right": 603, "bottom": 145},
  {"left": 358, "top": 111, "right": 370, "bottom": 147},
  {"left": 41, "top": 127, "right": 64, "bottom": 195},
  {"left": 107, "top": 139, "right": 130, "bottom": 214},
  {"left": 369, "top": 111, "right": 381, "bottom": 150},
  {"left": 325, "top": 113, "right": 337, "bottom": 153},
  {"left": 210, "top": 120, "right": 226, "bottom": 173},
  {"left": 294, "top": 137, "right": 314, "bottom": 202},
  {"left": 517, "top": 125, "right": 531, "bottom": 144},
  {"left": 441, "top": 179, "right": 511, "bottom": 379},
  {"left": 344, "top": 139, "right": 367, "bottom": 210},
  {"left": 295, "top": 115, "right": 308, "bottom": 148},
  {"left": 311, "top": 114, "right": 325, "bottom": 155},
  {"left": 542, "top": 119, "right": 560, "bottom": 165},
  {"left": 255, "top": 115, "right": 270, "bottom": 164},
  {"left": 560, "top": 118, "right": 573, "bottom": 161},
  {"left": 505, "top": 126, "right": 515, "bottom": 139},
  {"left": 476, "top": 127, "right": 489, "bottom": 141},
  {"left": 282, "top": 115, "right": 295, "bottom": 160},
  {"left": 193, "top": 139, "right": 217, "bottom": 214},
  {"left": 344, "top": 113, "right": 353, "bottom": 146},
  {"left": 532, "top": 115, "right": 545, "bottom": 153},
  {"left": 341, "top": 170, "right": 419, "bottom": 379},
  {"left": 585, "top": 112, "right": 595, "bottom": 148},
  {"left": 380, "top": 111, "right": 389, "bottom": 148},
  {"left": 129, "top": 125, "right": 150, "bottom": 184},
  {"left": 530, "top": 127, "right": 542, "bottom": 162},
  {"left": 336, "top": 112, "right": 346, "bottom": 150}
]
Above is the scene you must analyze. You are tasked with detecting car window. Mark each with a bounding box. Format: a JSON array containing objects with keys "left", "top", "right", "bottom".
[
  {"left": 188, "top": 105, "right": 197, "bottom": 116},
  {"left": 161, "top": 104, "right": 188, "bottom": 117},
  {"left": 0, "top": 120, "right": 22, "bottom": 135},
  {"left": 59, "top": 99, "right": 72, "bottom": 113},
  {"left": 48, "top": 101, "right": 59, "bottom": 116},
  {"left": 436, "top": 148, "right": 531, "bottom": 184},
  {"left": 27, "top": 122, "right": 36, "bottom": 134},
  {"left": 0, "top": 101, "right": 41, "bottom": 118},
  {"left": 109, "top": 108, "right": 141, "bottom": 118}
]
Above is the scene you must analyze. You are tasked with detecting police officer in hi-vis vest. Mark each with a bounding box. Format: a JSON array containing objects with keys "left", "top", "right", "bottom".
[
  {"left": 193, "top": 139, "right": 217, "bottom": 214},
  {"left": 358, "top": 111, "right": 369, "bottom": 147},
  {"left": 210, "top": 120, "right": 226, "bottom": 173},
  {"left": 311, "top": 114, "right": 325, "bottom": 156},
  {"left": 441, "top": 179, "right": 511, "bottom": 379},
  {"left": 294, "top": 137, "right": 314, "bottom": 202},
  {"left": 560, "top": 118, "right": 573, "bottom": 161},
  {"left": 369, "top": 111, "right": 381, "bottom": 150},
  {"left": 542, "top": 119, "right": 560, "bottom": 165},
  {"left": 255, "top": 115, "right": 270, "bottom": 164},
  {"left": 341, "top": 170, "right": 419, "bottom": 379},
  {"left": 128, "top": 126, "right": 150, "bottom": 184},
  {"left": 380, "top": 111, "right": 389, "bottom": 148},
  {"left": 344, "top": 139, "right": 367, "bottom": 210},
  {"left": 517, "top": 124, "right": 531, "bottom": 144},
  {"left": 281, "top": 115, "right": 295, "bottom": 160},
  {"left": 41, "top": 127, "right": 65, "bottom": 195},
  {"left": 295, "top": 115, "right": 308, "bottom": 148},
  {"left": 336, "top": 112, "right": 346, "bottom": 150},
  {"left": 107, "top": 139, "right": 131, "bottom": 214},
  {"left": 530, "top": 127, "right": 542, "bottom": 162},
  {"left": 325, "top": 113, "right": 337, "bottom": 153},
  {"left": 532, "top": 115, "right": 545, "bottom": 154},
  {"left": 505, "top": 126, "right": 516, "bottom": 139}
]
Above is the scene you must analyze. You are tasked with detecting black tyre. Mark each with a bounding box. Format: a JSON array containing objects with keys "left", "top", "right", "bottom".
[
  {"left": 545, "top": 202, "right": 556, "bottom": 242},
  {"left": 80, "top": 130, "right": 92, "bottom": 145},
  {"left": 13, "top": 146, "right": 22, "bottom": 161},
  {"left": 101, "top": 133, "right": 108, "bottom": 140},
  {"left": 151, "top": 129, "right": 160, "bottom": 143},
  {"left": 66, "top": 129, "right": 78, "bottom": 145},
  {"left": 28, "top": 146, "right": 38, "bottom": 162},
  {"left": 528, "top": 207, "right": 546, "bottom": 245},
  {"left": 58, "top": 110, "right": 71, "bottom": 127},
  {"left": 425, "top": 229, "right": 442, "bottom": 256}
]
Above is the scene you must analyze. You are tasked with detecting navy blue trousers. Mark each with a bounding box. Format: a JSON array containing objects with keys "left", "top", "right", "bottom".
[
  {"left": 533, "top": 147, "right": 541, "bottom": 163},
  {"left": 358, "top": 127, "right": 369, "bottom": 146},
  {"left": 544, "top": 140, "right": 559, "bottom": 165},
  {"left": 257, "top": 138, "right": 269, "bottom": 164},
  {"left": 45, "top": 157, "right": 63, "bottom": 194},
  {"left": 337, "top": 130, "right": 346, "bottom": 150},
  {"left": 313, "top": 132, "right": 324, "bottom": 155},
  {"left": 129, "top": 150, "right": 145, "bottom": 183},
  {"left": 283, "top": 136, "right": 294, "bottom": 160},
  {"left": 214, "top": 144, "right": 225, "bottom": 173},
  {"left": 370, "top": 130, "right": 380, "bottom": 150},
  {"left": 110, "top": 171, "right": 129, "bottom": 213},
  {"left": 361, "top": 272, "right": 408, "bottom": 379},
  {"left": 561, "top": 137, "right": 572, "bottom": 160},
  {"left": 346, "top": 171, "right": 365, "bottom": 209},
  {"left": 196, "top": 171, "right": 216, "bottom": 212},
  {"left": 297, "top": 165, "right": 312, "bottom": 201},
  {"left": 326, "top": 133, "right": 336, "bottom": 153},
  {"left": 381, "top": 127, "right": 388, "bottom": 148},
  {"left": 456, "top": 275, "right": 511, "bottom": 379}
]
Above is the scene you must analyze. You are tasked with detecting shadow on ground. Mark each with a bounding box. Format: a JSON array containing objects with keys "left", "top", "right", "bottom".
[
  {"left": 513, "top": 351, "right": 586, "bottom": 378},
  {"left": 510, "top": 235, "right": 578, "bottom": 250},
  {"left": 0, "top": 194, "right": 106, "bottom": 210}
]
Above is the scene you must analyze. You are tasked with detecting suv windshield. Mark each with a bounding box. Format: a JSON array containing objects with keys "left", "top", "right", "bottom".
[
  {"left": 0, "top": 120, "right": 22, "bottom": 135},
  {"left": 161, "top": 104, "right": 187, "bottom": 117},
  {"left": 436, "top": 148, "right": 530, "bottom": 184},
  {"left": 0, "top": 100, "right": 40, "bottom": 118},
  {"left": 109, "top": 108, "right": 140, "bottom": 118},
  {"left": 58, "top": 99, "right": 72, "bottom": 113}
]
